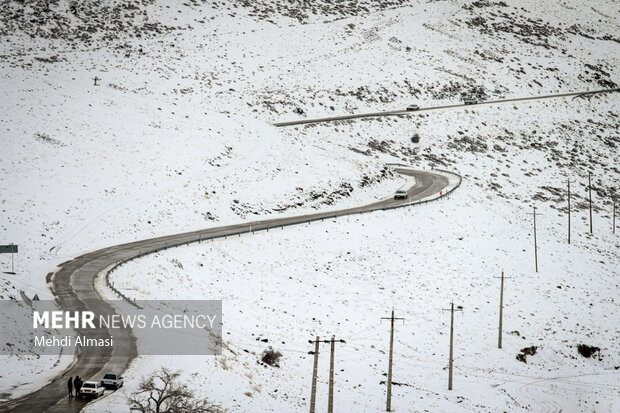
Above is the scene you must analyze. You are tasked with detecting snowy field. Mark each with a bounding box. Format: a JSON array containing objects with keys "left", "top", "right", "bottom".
[
  {"left": 97, "top": 170, "right": 619, "bottom": 412},
  {"left": 1, "top": 0, "right": 619, "bottom": 411}
]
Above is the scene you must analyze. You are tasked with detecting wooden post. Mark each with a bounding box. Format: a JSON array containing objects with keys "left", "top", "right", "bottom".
[
  {"left": 381, "top": 310, "right": 404, "bottom": 411},
  {"left": 567, "top": 179, "right": 571, "bottom": 244},
  {"left": 309, "top": 337, "right": 320, "bottom": 413},
  {"left": 613, "top": 199, "right": 616, "bottom": 234},
  {"left": 448, "top": 302, "right": 454, "bottom": 390},
  {"left": 498, "top": 271, "right": 504, "bottom": 348},
  {"left": 443, "top": 303, "right": 462, "bottom": 390},
  {"left": 588, "top": 172, "right": 593, "bottom": 234},
  {"left": 328, "top": 336, "right": 335, "bottom": 413},
  {"left": 495, "top": 271, "right": 510, "bottom": 349},
  {"left": 386, "top": 313, "right": 395, "bottom": 412},
  {"left": 529, "top": 207, "right": 541, "bottom": 272}
]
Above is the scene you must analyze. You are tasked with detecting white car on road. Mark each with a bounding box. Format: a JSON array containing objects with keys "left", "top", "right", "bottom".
[
  {"left": 101, "top": 373, "right": 124, "bottom": 389},
  {"left": 394, "top": 189, "right": 408, "bottom": 200},
  {"left": 80, "top": 381, "right": 105, "bottom": 398}
]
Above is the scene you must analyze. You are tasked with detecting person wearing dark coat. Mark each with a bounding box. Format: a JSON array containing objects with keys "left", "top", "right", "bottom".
[
  {"left": 67, "top": 376, "right": 73, "bottom": 398},
  {"left": 74, "top": 376, "right": 82, "bottom": 399}
]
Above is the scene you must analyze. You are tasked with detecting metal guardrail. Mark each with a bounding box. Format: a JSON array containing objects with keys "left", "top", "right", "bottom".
[
  {"left": 381, "top": 168, "right": 462, "bottom": 212},
  {"left": 104, "top": 260, "right": 143, "bottom": 309},
  {"left": 102, "top": 169, "right": 463, "bottom": 307}
]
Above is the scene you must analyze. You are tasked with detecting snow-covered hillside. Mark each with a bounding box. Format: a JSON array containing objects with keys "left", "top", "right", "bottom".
[{"left": 1, "top": 0, "right": 619, "bottom": 411}]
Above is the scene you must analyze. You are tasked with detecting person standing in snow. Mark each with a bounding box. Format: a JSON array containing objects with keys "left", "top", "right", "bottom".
[
  {"left": 74, "top": 376, "right": 82, "bottom": 399},
  {"left": 67, "top": 376, "right": 73, "bottom": 398}
]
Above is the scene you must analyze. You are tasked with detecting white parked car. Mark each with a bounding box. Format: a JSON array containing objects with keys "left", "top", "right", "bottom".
[
  {"left": 80, "top": 381, "right": 105, "bottom": 398},
  {"left": 406, "top": 104, "right": 420, "bottom": 111},
  {"left": 101, "top": 373, "right": 124, "bottom": 389},
  {"left": 394, "top": 189, "right": 408, "bottom": 200}
]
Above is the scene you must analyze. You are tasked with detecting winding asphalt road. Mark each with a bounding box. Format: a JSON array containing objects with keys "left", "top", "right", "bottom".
[
  {"left": 273, "top": 87, "right": 620, "bottom": 127},
  {"left": 0, "top": 168, "right": 456, "bottom": 413}
]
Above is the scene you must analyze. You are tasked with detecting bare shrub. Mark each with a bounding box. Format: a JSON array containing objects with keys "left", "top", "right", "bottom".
[{"left": 128, "top": 368, "right": 224, "bottom": 413}]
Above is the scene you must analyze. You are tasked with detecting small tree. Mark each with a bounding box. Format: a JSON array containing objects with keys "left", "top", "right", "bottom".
[{"left": 128, "top": 368, "right": 224, "bottom": 413}]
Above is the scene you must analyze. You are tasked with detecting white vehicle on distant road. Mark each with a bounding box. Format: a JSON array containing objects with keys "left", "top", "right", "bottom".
[
  {"left": 101, "top": 373, "right": 124, "bottom": 389},
  {"left": 80, "top": 381, "right": 105, "bottom": 398},
  {"left": 406, "top": 104, "right": 420, "bottom": 111},
  {"left": 394, "top": 189, "right": 408, "bottom": 200}
]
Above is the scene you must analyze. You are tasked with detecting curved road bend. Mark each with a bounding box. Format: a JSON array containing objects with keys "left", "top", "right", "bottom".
[
  {"left": 0, "top": 168, "right": 453, "bottom": 413},
  {"left": 273, "top": 87, "right": 620, "bottom": 127}
]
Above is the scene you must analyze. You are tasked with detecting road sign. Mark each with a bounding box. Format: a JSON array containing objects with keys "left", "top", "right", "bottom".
[
  {"left": 0, "top": 245, "right": 18, "bottom": 253},
  {"left": 1, "top": 244, "right": 18, "bottom": 273}
]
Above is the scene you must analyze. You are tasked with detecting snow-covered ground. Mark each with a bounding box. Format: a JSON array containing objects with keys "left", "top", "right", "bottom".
[
  {"left": 1, "top": 0, "right": 619, "bottom": 410},
  {"left": 97, "top": 170, "right": 619, "bottom": 412}
]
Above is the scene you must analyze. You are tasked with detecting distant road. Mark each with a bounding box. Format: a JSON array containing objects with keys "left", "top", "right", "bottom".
[
  {"left": 273, "top": 88, "right": 620, "bottom": 127},
  {"left": 0, "top": 168, "right": 458, "bottom": 413}
]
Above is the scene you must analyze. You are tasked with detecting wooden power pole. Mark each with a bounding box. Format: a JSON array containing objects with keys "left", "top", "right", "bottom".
[
  {"left": 528, "top": 206, "right": 542, "bottom": 272},
  {"left": 325, "top": 336, "right": 345, "bottom": 413},
  {"left": 381, "top": 309, "right": 404, "bottom": 412},
  {"left": 567, "top": 179, "right": 572, "bottom": 244},
  {"left": 588, "top": 172, "right": 593, "bottom": 234},
  {"left": 613, "top": 199, "right": 616, "bottom": 235},
  {"left": 443, "top": 302, "right": 463, "bottom": 390},
  {"left": 495, "top": 271, "right": 511, "bottom": 349},
  {"left": 308, "top": 336, "right": 320, "bottom": 413}
]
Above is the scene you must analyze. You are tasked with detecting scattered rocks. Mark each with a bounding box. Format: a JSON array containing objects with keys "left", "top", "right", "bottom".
[
  {"left": 33, "top": 132, "right": 65, "bottom": 147},
  {"left": 232, "top": 0, "right": 413, "bottom": 24},
  {"left": 516, "top": 346, "right": 538, "bottom": 363},
  {"left": 577, "top": 344, "right": 601, "bottom": 359}
]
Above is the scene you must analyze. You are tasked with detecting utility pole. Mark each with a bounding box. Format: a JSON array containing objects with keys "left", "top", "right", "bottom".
[
  {"left": 381, "top": 309, "right": 404, "bottom": 412},
  {"left": 613, "top": 199, "right": 616, "bottom": 235},
  {"left": 528, "top": 206, "right": 542, "bottom": 272},
  {"left": 308, "top": 336, "right": 320, "bottom": 413},
  {"left": 494, "top": 271, "right": 511, "bottom": 349},
  {"left": 324, "top": 336, "right": 345, "bottom": 413},
  {"left": 567, "top": 179, "right": 572, "bottom": 244},
  {"left": 442, "top": 302, "right": 463, "bottom": 390},
  {"left": 588, "top": 172, "right": 593, "bottom": 234}
]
